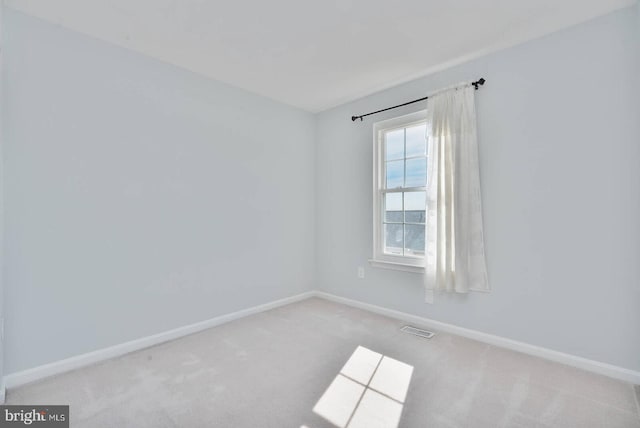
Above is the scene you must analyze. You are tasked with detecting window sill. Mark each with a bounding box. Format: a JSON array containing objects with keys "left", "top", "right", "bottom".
[{"left": 368, "top": 259, "right": 425, "bottom": 274}]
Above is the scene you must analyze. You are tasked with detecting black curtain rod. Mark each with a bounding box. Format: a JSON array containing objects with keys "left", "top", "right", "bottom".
[{"left": 351, "top": 78, "right": 486, "bottom": 122}]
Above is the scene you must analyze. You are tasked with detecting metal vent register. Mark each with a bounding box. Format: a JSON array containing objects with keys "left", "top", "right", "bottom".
[{"left": 401, "top": 325, "right": 435, "bottom": 339}]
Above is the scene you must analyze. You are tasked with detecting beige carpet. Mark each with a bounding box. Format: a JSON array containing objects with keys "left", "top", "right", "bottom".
[{"left": 7, "top": 297, "right": 640, "bottom": 427}]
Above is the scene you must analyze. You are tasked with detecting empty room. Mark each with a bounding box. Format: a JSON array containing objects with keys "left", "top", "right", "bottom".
[{"left": 1, "top": 0, "right": 639, "bottom": 427}]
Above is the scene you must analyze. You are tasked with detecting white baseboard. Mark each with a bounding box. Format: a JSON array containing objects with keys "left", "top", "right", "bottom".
[
  {"left": 313, "top": 291, "right": 640, "bottom": 385},
  {"left": 4, "top": 289, "right": 638, "bottom": 394},
  {"left": 4, "top": 291, "right": 315, "bottom": 390}
]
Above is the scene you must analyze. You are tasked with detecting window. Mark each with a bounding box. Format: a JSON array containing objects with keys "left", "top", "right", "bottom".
[{"left": 370, "top": 111, "right": 427, "bottom": 273}]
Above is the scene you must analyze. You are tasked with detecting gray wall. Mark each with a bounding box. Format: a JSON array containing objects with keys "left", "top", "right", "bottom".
[
  {"left": 2, "top": 10, "right": 316, "bottom": 374},
  {"left": 316, "top": 6, "right": 640, "bottom": 371}
]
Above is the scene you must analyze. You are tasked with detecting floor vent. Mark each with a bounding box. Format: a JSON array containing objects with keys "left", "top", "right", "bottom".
[{"left": 401, "top": 325, "right": 435, "bottom": 339}]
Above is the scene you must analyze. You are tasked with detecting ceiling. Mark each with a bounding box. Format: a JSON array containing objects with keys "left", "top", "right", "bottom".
[{"left": 6, "top": 0, "right": 635, "bottom": 112}]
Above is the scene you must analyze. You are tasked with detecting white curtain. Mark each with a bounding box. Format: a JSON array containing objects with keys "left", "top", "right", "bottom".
[{"left": 424, "top": 84, "right": 489, "bottom": 296}]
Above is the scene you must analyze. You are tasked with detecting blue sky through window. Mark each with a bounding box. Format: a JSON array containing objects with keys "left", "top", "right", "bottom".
[
  {"left": 405, "top": 125, "right": 426, "bottom": 157},
  {"left": 405, "top": 159, "right": 426, "bottom": 187},
  {"left": 385, "top": 129, "right": 404, "bottom": 161},
  {"left": 384, "top": 124, "right": 427, "bottom": 189}
]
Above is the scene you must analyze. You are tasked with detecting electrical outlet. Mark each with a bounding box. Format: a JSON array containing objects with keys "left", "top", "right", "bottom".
[{"left": 357, "top": 266, "right": 365, "bottom": 279}]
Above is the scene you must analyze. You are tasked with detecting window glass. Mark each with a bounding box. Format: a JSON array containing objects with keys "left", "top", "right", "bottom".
[
  {"left": 385, "top": 160, "right": 404, "bottom": 189},
  {"left": 405, "top": 124, "right": 426, "bottom": 157},
  {"left": 404, "top": 224, "right": 425, "bottom": 255},
  {"left": 405, "top": 158, "right": 426, "bottom": 187},
  {"left": 384, "top": 224, "right": 404, "bottom": 255},
  {"left": 384, "top": 193, "right": 403, "bottom": 223},
  {"left": 385, "top": 129, "right": 404, "bottom": 161},
  {"left": 404, "top": 192, "right": 426, "bottom": 224}
]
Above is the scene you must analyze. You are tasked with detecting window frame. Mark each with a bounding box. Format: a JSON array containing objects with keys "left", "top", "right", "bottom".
[{"left": 369, "top": 110, "right": 428, "bottom": 273}]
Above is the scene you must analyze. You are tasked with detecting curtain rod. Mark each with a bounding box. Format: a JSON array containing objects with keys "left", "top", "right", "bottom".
[{"left": 350, "top": 78, "right": 486, "bottom": 122}]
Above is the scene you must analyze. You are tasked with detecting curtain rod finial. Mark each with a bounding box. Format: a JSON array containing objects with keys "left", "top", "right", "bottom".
[
  {"left": 351, "top": 116, "right": 359, "bottom": 122},
  {"left": 473, "top": 78, "right": 486, "bottom": 90}
]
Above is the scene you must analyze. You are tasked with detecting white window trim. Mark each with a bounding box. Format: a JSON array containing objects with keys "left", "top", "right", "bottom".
[{"left": 369, "top": 110, "right": 427, "bottom": 274}]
